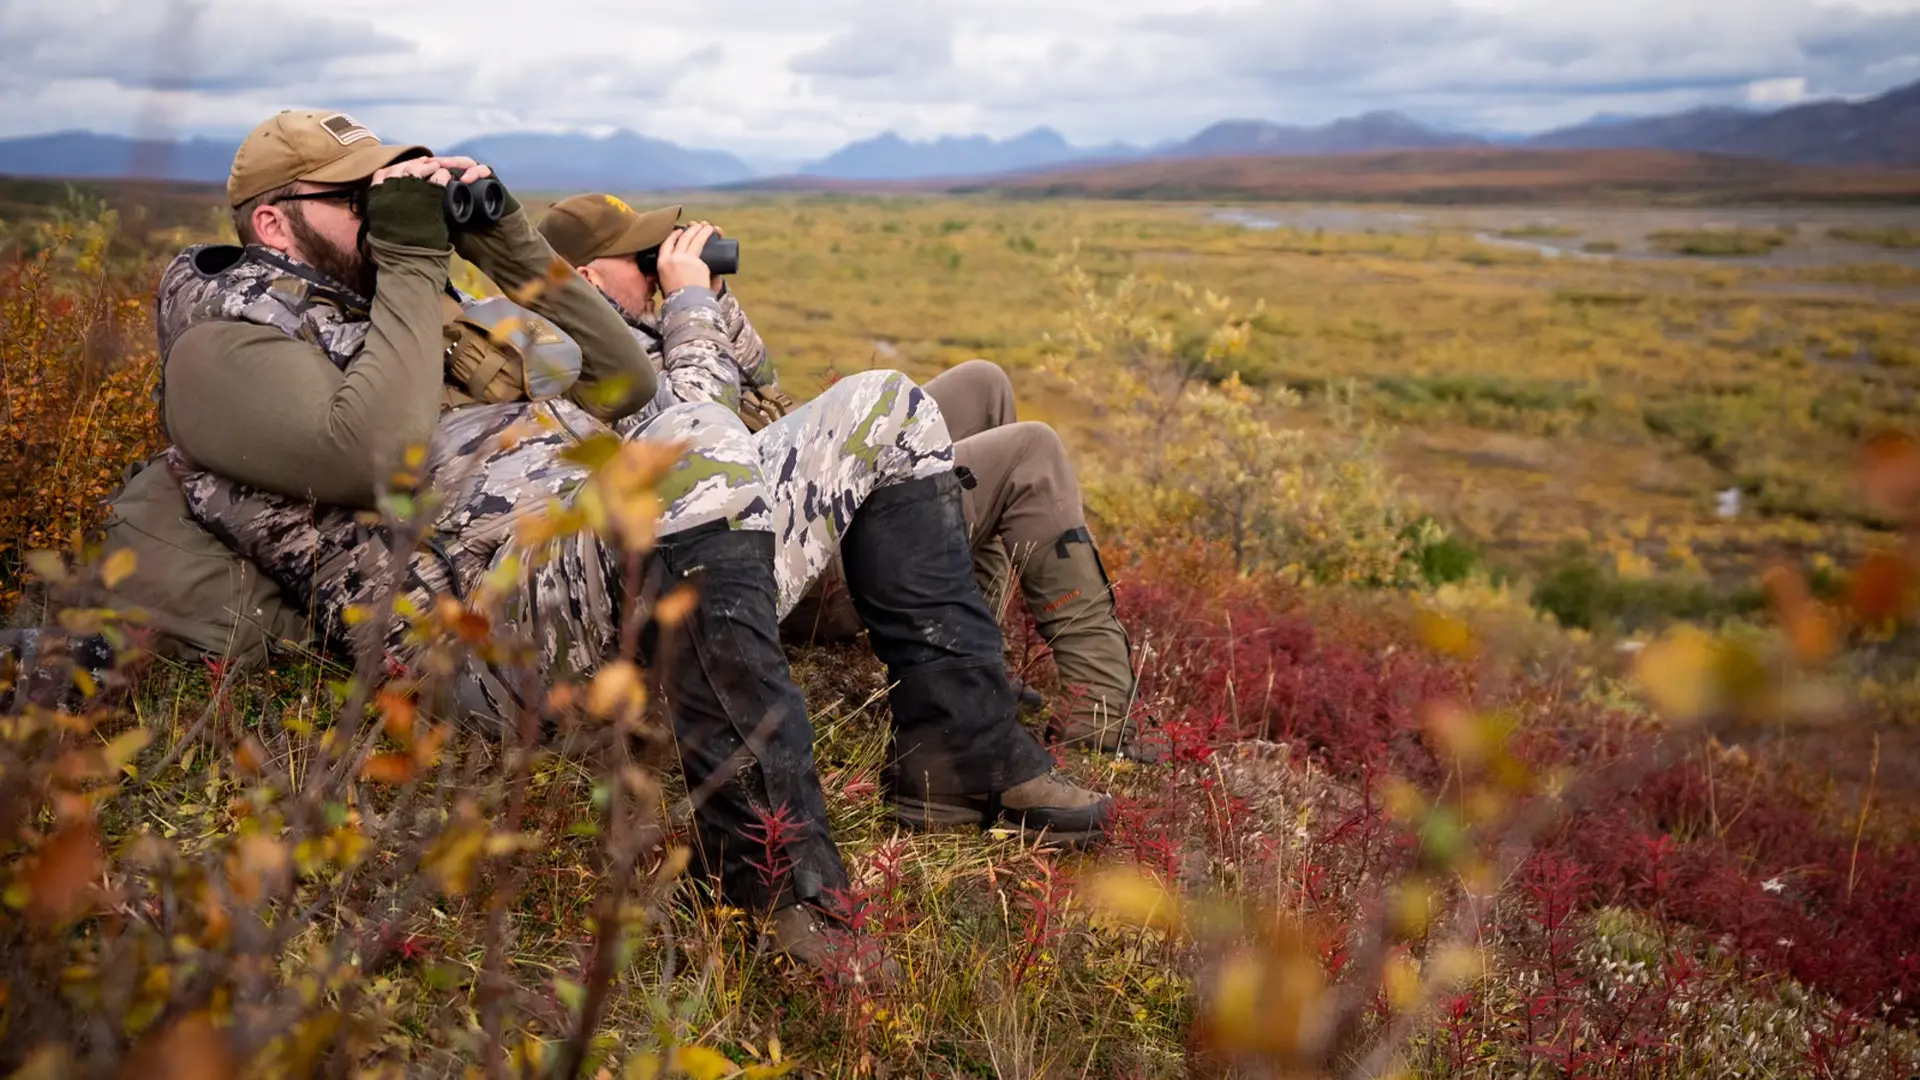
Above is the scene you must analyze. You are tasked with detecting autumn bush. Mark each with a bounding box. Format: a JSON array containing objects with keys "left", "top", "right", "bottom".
[
  {"left": 2, "top": 196, "right": 1918, "bottom": 1078},
  {"left": 0, "top": 220, "right": 164, "bottom": 611}
]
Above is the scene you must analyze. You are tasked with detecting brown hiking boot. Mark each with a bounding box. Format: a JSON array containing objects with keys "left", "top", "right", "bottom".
[
  {"left": 890, "top": 770, "right": 1115, "bottom": 850},
  {"left": 1021, "top": 529, "right": 1164, "bottom": 762},
  {"left": 764, "top": 903, "right": 901, "bottom": 987}
]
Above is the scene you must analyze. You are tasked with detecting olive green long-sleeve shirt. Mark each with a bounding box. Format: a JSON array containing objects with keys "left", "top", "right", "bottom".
[
  {"left": 165, "top": 188, "right": 653, "bottom": 511},
  {"left": 451, "top": 203, "right": 656, "bottom": 422}
]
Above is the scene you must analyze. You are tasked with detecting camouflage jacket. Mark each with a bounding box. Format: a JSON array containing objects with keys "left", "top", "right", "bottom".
[
  {"left": 154, "top": 247, "right": 393, "bottom": 634},
  {"left": 611, "top": 284, "right": 778, "bottom": 435},
  {"left": 157, "top": 246, "right": 603, "bottom": 659}
]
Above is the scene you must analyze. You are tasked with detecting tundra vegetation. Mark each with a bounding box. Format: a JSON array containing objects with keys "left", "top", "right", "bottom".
[{"left": 2, "top": 179, "right": 1919, "bottom": 1078}]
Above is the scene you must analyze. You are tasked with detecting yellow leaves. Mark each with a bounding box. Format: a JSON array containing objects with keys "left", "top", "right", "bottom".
[
  {"left": 424, "top": 819, "right": 488, "bottom": 896},
  {"left": 1428, "top": 942, "right": 1489, "bottom": 988},
  {"left": 587, "top": 660, "right": 648, "bottom": 727},
  {"left": 1413, "top": 609, "right": 1477, "bottom": 658},
  {"left": 516, "top": 499, "right": 589, "bottom": 549},
  {"left": 1633, "top": 626, "right": 1767, "bottom": 726},
  {"left": 100, "top": 547, "right": 137, "bottom": 589},
  {"left": 103, "top": 727, "right": 151, "bottom": 776},
  {"left": 594, "top": 439, "right": 685, "bottom": 554},
  {"left": 20, "top": 821, "right": 104, "bottom": 927},
  {"left": 560, "top": 431, "right": 626, "bottom": 472},
  {"left": 294, "top": 826, "right": 369, "bottom": 877},
  {"left": 1382, "top": 949, "right": 1423, "bottom": 1012},
  {"left": 623, "top": 1045, "right": 773, "bottom": 1080},
  {"left": 1082, "top": 865, "right": 1183, "bottom": 934},
  {"left": 1634, "top": 628, "right": 1720, "bottom": 725},
  {"left": 25, "top": 549, "right": 70, "bottom": 585},
  {"left": 1202, "top": 925, "right": 1330, "bottom": 1067}
]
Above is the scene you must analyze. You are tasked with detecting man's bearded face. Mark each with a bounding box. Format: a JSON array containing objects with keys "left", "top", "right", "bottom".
[{"left": 283, "top": 199, "right": 375, "bottom": 298}]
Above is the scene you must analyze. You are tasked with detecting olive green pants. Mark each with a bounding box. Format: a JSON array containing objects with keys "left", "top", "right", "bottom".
[{"left": 780, "top": 359, "right": 1089, "bottom": 642}]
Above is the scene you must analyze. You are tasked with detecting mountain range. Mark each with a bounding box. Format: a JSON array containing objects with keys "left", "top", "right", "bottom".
[
  {"left": 797, "top": 127, "right": 1143, "bottom": 180},
  {"left": 2, "top": 78, "right": 1915, "bottom": 189}
]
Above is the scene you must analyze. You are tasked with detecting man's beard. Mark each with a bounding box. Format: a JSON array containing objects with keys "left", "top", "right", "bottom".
[{"left": 284, "top": 203, "right": 375, "bottom": 299}]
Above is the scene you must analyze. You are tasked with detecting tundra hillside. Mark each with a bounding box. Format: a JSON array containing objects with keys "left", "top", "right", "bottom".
[{"left": 2, "top": 179, "right": 1918, "bottom": 1077}]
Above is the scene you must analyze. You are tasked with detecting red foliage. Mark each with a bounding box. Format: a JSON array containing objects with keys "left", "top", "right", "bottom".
[{"left": 1110, "top": 544, "right": 1920, "bottom": 1024}]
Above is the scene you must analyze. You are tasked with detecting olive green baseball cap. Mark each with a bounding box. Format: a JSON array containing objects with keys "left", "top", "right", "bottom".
[
  {"left": 227, "top": 110, "right": 429, "bottom": 207},
  {"left": 538, "top": 194, "right": 682, "bottom": 267}
]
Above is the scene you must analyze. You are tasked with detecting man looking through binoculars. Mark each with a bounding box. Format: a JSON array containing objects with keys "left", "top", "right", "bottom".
[
  {"left": 120, "top": 110, "right": 1112, "bottom": 981},
  {"left": 543, "top": 196, "right": 1164, "bottom": 763}
]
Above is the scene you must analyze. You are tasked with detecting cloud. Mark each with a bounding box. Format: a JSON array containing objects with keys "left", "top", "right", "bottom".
[
  {"left": 1747, "top": 76, "right": 1809, "bottom": 104},
  {"left": 0, "top": 1, "right": 414, "bottom": 92},
  {"left": 790, "top": 3, "right": 955, "bottom": 80},
  {"left": 1, "top": 0, "right": 1918, "bottom": 159},
  {"left": 1129, "top": 0, "right": 1920, "bottom": 116}
]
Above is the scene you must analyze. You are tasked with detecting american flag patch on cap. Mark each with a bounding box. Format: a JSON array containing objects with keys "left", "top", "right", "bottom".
[{"left": 320, "top": 113, "right": 376, "bottom": 146}]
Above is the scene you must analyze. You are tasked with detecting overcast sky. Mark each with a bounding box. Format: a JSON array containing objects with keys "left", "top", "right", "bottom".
[{"left": 3, "top": 0, "right": 1918, "bottom": 166}]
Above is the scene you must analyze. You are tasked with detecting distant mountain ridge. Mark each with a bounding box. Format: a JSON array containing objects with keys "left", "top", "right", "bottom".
[
  {"left": 2, "top": 77, "right": 1916, "bottom": 187},
  {"left": 1174, "top": 111, "right": 1484, "bottom": 157},
  {"left": 1526, "top": 81, "right": 1920, "bottom": 165},
  {"left": 0, "top": 131, "right": 237, "bottom": 184},
  {"left": 798, "top": 127, "right": 1140, "bottom": 180},
  {"left": 442, "top": 131, "right": 754, "bottom": 190}
]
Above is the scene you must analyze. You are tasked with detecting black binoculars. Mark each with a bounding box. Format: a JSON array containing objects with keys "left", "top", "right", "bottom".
[
  {"left": 444, "top": 178, "right": 507, "bottom": 228},
  {"left": 637, "top": 233, "right": 740, "bottom": 277}
]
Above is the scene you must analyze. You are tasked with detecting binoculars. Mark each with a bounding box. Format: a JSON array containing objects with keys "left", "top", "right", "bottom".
[
  {"left": 637, "top": 232, "right": 741, "bottom": 277},
  {"left": 444, "top": 178, "right": 507, "bottom": 228}
]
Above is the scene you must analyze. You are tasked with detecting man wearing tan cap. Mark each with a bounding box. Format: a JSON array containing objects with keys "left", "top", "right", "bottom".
[
  {"left": 539, "top": 197, "right": 1162, "bottom": 763},
  {"left": 538, "top": 194, "right": 1119, "bottom": 848},
  {"left": 131, "top": 109, "right": 875, "bottom": 978}
]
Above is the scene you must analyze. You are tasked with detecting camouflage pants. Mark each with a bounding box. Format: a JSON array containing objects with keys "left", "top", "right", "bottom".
[
  {"left": 749, "top": 369, "right": 954, "bottom": 617},
  {"left": 451, "top": 367, "right": 951, "bottom": 685},
  {"left": 184, "top": 373, "right": 951, "bottom": 706}
]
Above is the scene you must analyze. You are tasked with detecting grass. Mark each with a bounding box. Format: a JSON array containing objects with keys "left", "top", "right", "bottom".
[
  {"left": 957, "top": 148, "right": 1920, "bottom": 205},
  {"left": 1646, "top": 226, "right": 1792, "bottom": 256},
  {"left": 1496, "top": 223, "right": 1580, "bottom": 239},
  {"left": 1829, "top": 225, "right": 1920, "bottom": 249},
  {"left": 4, "top": 184, "right": 1920, "bottom": 1076}
]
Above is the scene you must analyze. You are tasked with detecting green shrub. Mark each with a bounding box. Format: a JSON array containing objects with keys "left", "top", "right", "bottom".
[
  {"left": 1647, "top": 228, "right": 1789, "bottom": 257},
  {"left": 1827, "top": 225, "right": 1920, "bottom": 249},
  {"left": 1530, "top": 547, "right": 1762, "bottom": 632}
]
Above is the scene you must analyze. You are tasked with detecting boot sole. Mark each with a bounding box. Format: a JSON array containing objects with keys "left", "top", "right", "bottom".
[{"left": 889, "top": 797, "right": 1110, "bottom": 851}]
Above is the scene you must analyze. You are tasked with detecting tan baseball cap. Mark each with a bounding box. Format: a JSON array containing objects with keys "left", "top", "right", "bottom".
[
  {"left": 538, "top": 194, "right": 682, "bottom": 267},
  {"left": 227, "top": 110, "right": 429, "bottom": 207}
]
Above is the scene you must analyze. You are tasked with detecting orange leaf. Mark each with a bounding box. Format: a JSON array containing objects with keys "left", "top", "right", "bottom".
[
  {"left": 27, "top": 822, "right": 104, "bottom": 927},
  {"left": 377, "top": 690, "right": 418, "bottom": 743},
  {"left": 1861, "top": 433, "right": 1920, "bottom": 521},
  {"left": 1849, "top": 549, "right": 1914, "bottom": 625},
  {"left": 453, "top": 610, "right": 491, "bottom": 644},
  {"left": 653, "top": 584, "right": 699, "bottom": 629},
  {"left": 233, "top": 736, "right": 267, "bottom": 776},
  {"left": 1762, "top": 563, "right": 1838, "bottom": 665},
  {"left": 361, "top": 753, "right": 415, "bottom": 785},
  {"left": 119, "top": 1013, "right": 234, "bottom": 1080}
]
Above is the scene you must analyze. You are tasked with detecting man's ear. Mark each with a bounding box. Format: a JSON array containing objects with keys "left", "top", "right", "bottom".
[
  {"left": 577, "top": 262, "right": 605, "bottom": 290},
  {"left": 250, "top": 203, "right": 294, "bottom": 253}
]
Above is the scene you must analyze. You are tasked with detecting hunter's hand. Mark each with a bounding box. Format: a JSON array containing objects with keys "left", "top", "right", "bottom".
[
  {"left": 370, "top": 156, "right": 494, "bottom": 188},
  {"left": 657, "top": 221, "right": 718, "bottom": 295}
]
